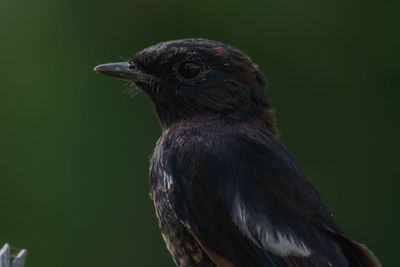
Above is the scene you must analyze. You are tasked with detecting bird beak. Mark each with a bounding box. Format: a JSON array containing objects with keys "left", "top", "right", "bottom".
[{"left": 94, "top": 62, "right": 151, "bottom": 83}]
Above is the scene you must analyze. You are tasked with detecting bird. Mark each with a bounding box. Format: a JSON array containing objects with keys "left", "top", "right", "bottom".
[{"left": 94, "top": 38, "right": 381, "bottom": 267}]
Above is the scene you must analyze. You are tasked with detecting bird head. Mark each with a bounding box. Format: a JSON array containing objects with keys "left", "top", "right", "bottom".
[{"left": 94, "top": 39, "right": 275, "bottom": 130}]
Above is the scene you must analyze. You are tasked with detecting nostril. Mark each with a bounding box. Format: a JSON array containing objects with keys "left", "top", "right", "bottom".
[{"left": 128, "top": 62, "right": 137, "bottom": 70}]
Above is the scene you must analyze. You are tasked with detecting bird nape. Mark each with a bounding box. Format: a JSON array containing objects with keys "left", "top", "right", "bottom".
[{"left": 94, "top": 38, "right": 381, "bottom": 267}]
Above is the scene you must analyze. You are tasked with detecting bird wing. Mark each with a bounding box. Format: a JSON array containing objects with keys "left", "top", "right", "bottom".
[{"left": 161, "top": 131, "right": 379, "bottom": 267}]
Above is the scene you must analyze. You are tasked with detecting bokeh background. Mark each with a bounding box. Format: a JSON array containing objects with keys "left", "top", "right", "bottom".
[{"left": 1, "top": 0, "right": 398, "bottom": 266}]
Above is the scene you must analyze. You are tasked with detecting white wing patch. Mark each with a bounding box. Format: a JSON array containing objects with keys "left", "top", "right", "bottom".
[{"left": 231, "top": 194, "right": 311, "bottom": 257}]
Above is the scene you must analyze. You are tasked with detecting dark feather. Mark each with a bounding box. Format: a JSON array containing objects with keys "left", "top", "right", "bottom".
[{"left": 149, "top": 118, "right": 380, "bottom": 266}]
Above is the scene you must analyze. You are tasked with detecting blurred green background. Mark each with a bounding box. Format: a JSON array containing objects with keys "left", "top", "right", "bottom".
[{"left": 0, "top": 0, "right": 398, "bottom": 266}]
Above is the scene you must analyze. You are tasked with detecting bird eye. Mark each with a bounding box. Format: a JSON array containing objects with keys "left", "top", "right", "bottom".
[{"left": 178, "top": 61, "right": 202, "bottom": 79}]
